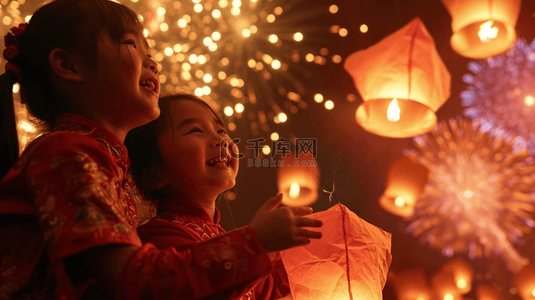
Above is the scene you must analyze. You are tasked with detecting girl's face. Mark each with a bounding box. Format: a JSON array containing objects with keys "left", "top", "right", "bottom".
[
  {"left": 157, "top": 100, "right": 239, "bottom": 201},
  {"left": 90, "top": 28, "right": 160, "bottom": 129}
]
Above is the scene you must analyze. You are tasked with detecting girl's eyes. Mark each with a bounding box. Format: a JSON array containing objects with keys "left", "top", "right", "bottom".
[
  {"left": 188, "top": 128, "right": 203, "bottom": 134},
  {"left": 124, "top": 40, "right": 137, "bottom": 48},
  {"left": 187, "top": 128, "right": 228, "bottom": 135}
]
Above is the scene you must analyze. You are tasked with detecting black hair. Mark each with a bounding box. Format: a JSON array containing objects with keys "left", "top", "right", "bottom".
[{"left": 0, "top": 0, "right": 145, "bottom": 179}]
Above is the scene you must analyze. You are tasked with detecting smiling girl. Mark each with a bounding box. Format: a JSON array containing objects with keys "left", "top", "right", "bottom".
[{"left": 127, "top": 93, "right": 323, "bottom": 299}]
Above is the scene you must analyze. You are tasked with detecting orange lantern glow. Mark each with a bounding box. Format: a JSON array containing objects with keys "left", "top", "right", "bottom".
[
  {"left": 441, "top": 0, "right": 521, "bottom": 59},
  {"left": 280, "top": 203, "right": 392, "bottom": 300},
  {"left": 431, "top": 271, "right": 463, "bottom": 300},
  {"left": 344, "top": 18, "right": 450, "bottom": 138},
  {"left": 439, "top": 258, "right": 474, "bottom": 295},
  {"left": 277, "top": 152, "right": 319, "bottom": 207},
  {"left": 390, "top": 268, "right": 432, "bottom": 300},
  {"left": 379, "top": 156, "right": 429, "bottom": 217},
  {"left": 514, "top": 265, "right": 535, "bottom": 300},
  {"left": 476, "top": 285, "right": 503, "bottom": 300}
]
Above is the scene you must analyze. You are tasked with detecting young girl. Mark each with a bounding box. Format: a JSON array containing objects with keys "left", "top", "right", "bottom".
[
  {"left": 126, "top": 93, "right": 323, "bottom": 299},
  {"left": 0, "top": 1, "right": 321, "bottom": 299}
]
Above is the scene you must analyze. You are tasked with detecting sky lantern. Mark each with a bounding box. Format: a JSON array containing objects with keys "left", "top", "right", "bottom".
[
  {"left": 344, "top": 17, "right": 450, "bottom": 138},
  {"left": 514, "top": 265, "right": 535, "bottom": 300},
  {"left": 430, "top": 271, "right": 463, "bottom": 300},
  {"left": 476, "top": 285, "right": 503, "bottom": 300},
  {"left": 441, "top": 0, "right": 521, "bottom": 59},
  {"left": 390, "top": 268, "right": 432, "bottom": 300},
  {"left": 379, "top": 156, "right": 429, "bottom": 217},
  {"left": 280, "top": 203, "right": 392, "bottom": 300},
  {"left": 277, "top": 152, "right": 320, "bottom": 207},
  {"left": 439, "top": 258, "right": 474, "bottom": 295}
]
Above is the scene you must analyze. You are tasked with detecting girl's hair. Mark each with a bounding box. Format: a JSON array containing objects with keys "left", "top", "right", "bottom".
[
  {"left": 0, "top": 0, "right": 144, "bottom": 178},
  {"left": 126, "top": 92, "right": 227, "bottom": 202}
]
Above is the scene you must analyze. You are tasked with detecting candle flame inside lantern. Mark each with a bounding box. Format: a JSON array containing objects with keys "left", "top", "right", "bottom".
[
  {"left": 456, "top": 279, "right": 467, "bottom": 289},
  {"left": 478, "top": 20, "right": 498, "bottom": 43},
  {"left": 387, "top": 99, "right": 401, "bottom": 122},
  {"left": 289, "top": 182, "right": 300, "bottom": 199},
  {"left": 443, "top": 294, "right": 454, "bottom": 300},
  {"left": 532, "top": 288, "right": 535, "bottom": 297},
  {"left": 394, "top": 196, "right": 406, "bottom": 208},
  {"left": 524, "top": 95, "right": 535, "bottom": 106}
]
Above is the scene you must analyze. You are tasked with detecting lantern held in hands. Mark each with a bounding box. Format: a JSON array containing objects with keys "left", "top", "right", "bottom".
[
  {"left": 344, "top": 18, "right": 450, "bottom": 138},
  {"left": 379, "top": 156, "right": 429, "bottom": 217},
  {"left": 280, "top": 203, "right": 392, "bottom": 300},
  {"left": 441, "top": 0, "right": 521, "bottom": 58},
  {"left": 277, "top": 152, "right": 319, "bottom": 207}
]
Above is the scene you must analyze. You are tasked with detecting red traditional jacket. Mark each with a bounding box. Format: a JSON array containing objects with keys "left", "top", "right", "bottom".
[
  {"left": 0, "top": 113, "right": 272, "bottom": 300},
  {"left": 137, "top": 199, "right": 291, "bottom": 300}
]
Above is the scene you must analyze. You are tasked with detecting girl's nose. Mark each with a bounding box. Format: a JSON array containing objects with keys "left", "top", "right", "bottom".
[
  {"left": 145, "top": 56, "right": 158, "bottom": 75},
  {"left": 215, "top": 137, "right": 229, "bottom": 149}
]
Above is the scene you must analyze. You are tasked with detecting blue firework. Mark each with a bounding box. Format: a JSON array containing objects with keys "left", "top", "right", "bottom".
[{"left": 461, "top": 38, "right": 535, "bottom": 155}]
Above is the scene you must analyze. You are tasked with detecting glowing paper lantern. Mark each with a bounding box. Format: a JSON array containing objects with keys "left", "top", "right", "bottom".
[
  {"left": 280, "top": 203, "right": 392, "bottom": 300},
  {"left": 379, "top": 156, "right": 429, "bottom": 217},
  {"left": 390, "top": 268, "right": 432, "bottom": 300},
  {"left": 430, "top": 271, "right": 462, "bottom": 300},
  {"left": 441, "top": 0, "right": 521, "bottom": 58},
  {"left": 514, "top": 265, "right": 535, "bottom": 300},
  {"left": 476, "top": 285, "right": 503, "bottom": 300},
  {"left": 277, "top": 153, "right": 319, "bottom": 207},
  {"left": 439, "top": 258, "right": 474, "bottom": 294},
  {"left": 344, "top": 18, "right": 450, "bottom": 138}
]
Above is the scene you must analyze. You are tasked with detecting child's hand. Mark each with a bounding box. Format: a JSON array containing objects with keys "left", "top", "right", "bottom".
[{"left": 249, "top": 193, "right": 323, "bottom": 252}]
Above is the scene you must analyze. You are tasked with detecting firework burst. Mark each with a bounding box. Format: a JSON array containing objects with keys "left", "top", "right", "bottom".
[
  {"left": 125, "top": 0, "right": 342, "bottom": 137},
  {"left": 2, "top": 0, "right": 344, "bottom": 148},
  {"left": 461, "top": 38, "right": 535, "bottom": 154},
  {"left": 403, "top": 117, "right": 535, "bottom": 272}
]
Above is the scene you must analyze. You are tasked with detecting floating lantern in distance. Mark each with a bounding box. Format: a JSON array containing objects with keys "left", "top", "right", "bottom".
[
  {"left": 280, "top": 203, "right": 392, "bottom": 300},
  {"left": 439, "top": 258, "right": 474, "bottom": 295},
  {"left": 441, "top": 0, "right": 521, "bottom": 58},
  {"left": 431, "top": 271, "right": 463, "bottom": 300},
  {"left": 514, "top": 265, "right": 535, "bottom": 300},
  {"left": 277, "top": 152, "right": 319, "bottom": 207},
  {"left": 476, "top": 285, "right": 503, "bottom": 300},
  {"left": 344, "top": 17, "right": 450, "bottom": 138},
  {"left": 391, "top": 268, "right": 432, "bottom": 300},
  {"left": 379, "top": 156, "right": 429, "bottom": 217}
]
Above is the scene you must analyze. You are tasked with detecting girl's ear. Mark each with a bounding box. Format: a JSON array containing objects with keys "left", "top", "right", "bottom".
[
  {"left": 143, "top": 164, "right": 168, "bottom": 190},
  {"left": 48, "top": 48, "right": 86, "bottom": 83}
]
